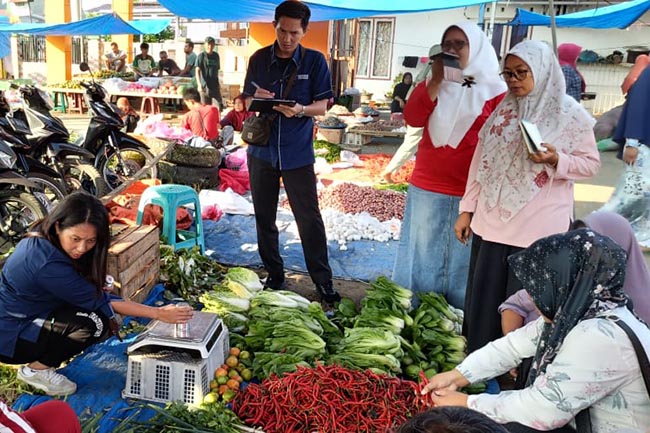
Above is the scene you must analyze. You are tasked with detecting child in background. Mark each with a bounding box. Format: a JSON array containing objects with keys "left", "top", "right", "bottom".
[
  {"left": 116, "top": 97, "right": 140, "bottom": 133},
  {"left": 499, "top": 289, "right": 539, "bottom": 388}
]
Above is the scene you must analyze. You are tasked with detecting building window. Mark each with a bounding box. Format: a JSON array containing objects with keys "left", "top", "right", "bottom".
[{"left": 357, "top": 18, "right": 394, "bottom": 79}]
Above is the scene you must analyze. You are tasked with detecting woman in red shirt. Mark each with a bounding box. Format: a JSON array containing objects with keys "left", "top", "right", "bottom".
[{"left": 393, "top": 21, "right": 506, "bottom": 309}]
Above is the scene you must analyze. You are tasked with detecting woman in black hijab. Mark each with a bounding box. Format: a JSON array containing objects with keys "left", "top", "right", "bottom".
[
  {"left": 390, "top": 72, "right": 413, "bottom": 113},
  {"left": 421, "top": 229, "right": 650, "bottom": 432}
]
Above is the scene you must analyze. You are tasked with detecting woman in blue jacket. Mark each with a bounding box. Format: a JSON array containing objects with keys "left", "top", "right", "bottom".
[{"left": 0, "top": 192, "right": 192, "bottom": 396}]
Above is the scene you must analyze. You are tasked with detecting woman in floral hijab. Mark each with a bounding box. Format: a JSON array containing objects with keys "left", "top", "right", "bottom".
[
  {"left": 457, "top": 40, "right": 600, "bottom": 354},
  {"left": 422, "top": 229, "right": 650, "bottom": 432}
]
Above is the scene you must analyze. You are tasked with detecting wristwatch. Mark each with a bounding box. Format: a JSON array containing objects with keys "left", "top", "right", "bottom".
[{"left": 295, "top": 104, "right": 306, "bottom": 118}]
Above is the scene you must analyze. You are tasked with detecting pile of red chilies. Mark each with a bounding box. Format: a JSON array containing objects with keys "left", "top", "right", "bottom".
[{"left": 233, "top": 365, "right": 430, "bottom": 432}]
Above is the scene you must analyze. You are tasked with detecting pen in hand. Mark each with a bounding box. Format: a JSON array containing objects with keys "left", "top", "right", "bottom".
[{"left": 251, "top": 81, "right": 261, "bottom": 90}]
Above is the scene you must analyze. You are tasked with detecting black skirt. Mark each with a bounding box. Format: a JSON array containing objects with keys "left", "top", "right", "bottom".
[{"left": 463, "top": 234, "right": 524, "bottom": 354}]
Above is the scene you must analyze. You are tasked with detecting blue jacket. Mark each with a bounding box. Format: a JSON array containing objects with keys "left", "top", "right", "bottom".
[
  {"left": 243, "top": 43, "right": 333, "bottom": 170},
  {"left": 0, "top": 237, "right": 114, "bottom": 358}
]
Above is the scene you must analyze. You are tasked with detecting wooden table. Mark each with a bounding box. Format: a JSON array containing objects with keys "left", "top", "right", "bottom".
[{"left": 48, "top": 87, "right": 185, "bottom": 117}]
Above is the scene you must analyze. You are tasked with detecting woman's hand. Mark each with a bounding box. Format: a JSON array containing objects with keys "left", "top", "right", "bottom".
[
  {"left": 156, "top": 304, "right": 194, "bottom": 324},
  {"left": 623, "top": 146, "right": 639, "bottom": 165},
  {"left": 454, "top": 212, "right": 472, "bottom": 245},
  {"left": 430, "top": 389, "right": 469, "bottom": 407},
  {"left": 427, "top": 58, "right": 444, "bottom": 101},
  {"left": 529, "top": 143, "right": 559, "bottom": 167},
  {"left": 421, "top": 369, "right": 470, "bottom": 395}
]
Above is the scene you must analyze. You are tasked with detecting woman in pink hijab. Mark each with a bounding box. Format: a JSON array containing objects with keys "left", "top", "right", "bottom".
[
  {"left": 577, "top": 211, "right": 650, "bottom": 322},
  {"left": 558, "top": 43, "right": 586, "bottom": 102}
]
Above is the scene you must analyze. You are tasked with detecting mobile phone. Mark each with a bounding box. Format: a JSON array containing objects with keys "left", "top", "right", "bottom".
[{"left": 432, "top": 52, "right": 463, "bottom": 83}]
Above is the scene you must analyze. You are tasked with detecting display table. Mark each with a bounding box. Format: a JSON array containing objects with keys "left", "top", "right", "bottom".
[{"left": 48, "top": 87, "right": 184, "bottom": 117}]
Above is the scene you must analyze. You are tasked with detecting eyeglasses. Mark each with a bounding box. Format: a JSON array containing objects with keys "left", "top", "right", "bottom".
[
  {"left": 441, "top": 40, "right": 468, "bottom": 52},
  {"left": 500, "top": 70, "right": 531, "bottom": 81}
]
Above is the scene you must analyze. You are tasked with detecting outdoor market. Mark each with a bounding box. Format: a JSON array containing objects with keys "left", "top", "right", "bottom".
[{"left": 0, "top": 0, "right": 649, "bottom": 432}]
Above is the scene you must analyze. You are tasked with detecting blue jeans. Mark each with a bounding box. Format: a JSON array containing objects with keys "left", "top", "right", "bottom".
[{"left": 392, "top": 185, "right": 469, "bottom": 309}]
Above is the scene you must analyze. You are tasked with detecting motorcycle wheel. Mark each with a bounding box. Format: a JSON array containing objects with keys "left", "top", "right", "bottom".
[
  {"left": 64, "top": 163, "right": 110, "bottom": 198},
  {"left": 0, "top": 189, "right": 46, "bottom": 257},
  {"left": 27, "top": 172, "right": 67, "bottom": 212},
  {"left": 99, "top": 145, "right": 157, "bottom": 190}
]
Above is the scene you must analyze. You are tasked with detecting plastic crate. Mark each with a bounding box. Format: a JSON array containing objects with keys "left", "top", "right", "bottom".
[
  {"left": 123, "top": 312, "right": 229, "bottom": 406},
  {"left": 343, "top": 131, "right": 372, "bottom": 147}
]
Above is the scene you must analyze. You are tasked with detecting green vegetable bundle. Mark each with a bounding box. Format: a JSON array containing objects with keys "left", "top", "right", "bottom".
[{"left": 401, "top": 292, "right": 467, "bottom": 380}]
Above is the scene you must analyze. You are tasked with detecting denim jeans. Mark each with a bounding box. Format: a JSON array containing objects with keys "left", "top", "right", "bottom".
[{"left": 392, "top": 185, "right": 470, "bottom": 308}]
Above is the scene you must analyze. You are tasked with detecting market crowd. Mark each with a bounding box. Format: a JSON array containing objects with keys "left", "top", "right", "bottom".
[{"left": 1, "top": 1, "right": 649, "bottom": 432}]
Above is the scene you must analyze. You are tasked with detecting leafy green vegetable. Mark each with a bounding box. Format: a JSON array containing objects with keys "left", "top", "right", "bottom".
[
  {"left": 200, "top": 291, "right": 250, "bottom": 314},
  {"left": 159, "top": 245, "right": 225, "bottom": 303},
  {"left": 225, "top": 267, "right": 263, "bottom": 292},
  {"left": 313, "top": 139, "right": 341, "bottom": 163},
  {"left": 251, "top": 290, "right": 303, "bottom": 309}
]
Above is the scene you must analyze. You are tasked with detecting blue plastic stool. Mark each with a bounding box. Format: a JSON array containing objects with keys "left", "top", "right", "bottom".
[{"left": 136, "top": 184, "right": 205, "bottom": 253}]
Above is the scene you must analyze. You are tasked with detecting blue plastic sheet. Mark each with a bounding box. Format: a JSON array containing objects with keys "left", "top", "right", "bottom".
[
  {"left": 203, "top": 212, "right": 398, "bottom": 282},
  {"left": 0, "top": 14, "right": 170, "bottom": 36}
]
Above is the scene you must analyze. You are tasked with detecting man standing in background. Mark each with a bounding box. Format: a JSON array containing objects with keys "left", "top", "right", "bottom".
[
  {"left": 195, "top": 36, "right": 223, "bottom": 109},
  {"left": 179, "top": 40, "right": 197, "bottom": 77},
  {"left": 242, "top": 0, "right": 341, "bottom": 303}
]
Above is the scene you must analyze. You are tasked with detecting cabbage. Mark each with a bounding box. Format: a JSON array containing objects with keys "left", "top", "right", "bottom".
[{"left": 226, "top": 267, "right": 263, "bottom": 292}]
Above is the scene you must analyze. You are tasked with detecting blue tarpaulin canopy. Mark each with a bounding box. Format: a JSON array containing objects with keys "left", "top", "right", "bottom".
[
  {"left": 0, "top": 13, "right": 170, "bottom": 35},
  {"left": 507, "top": 0, "right": 650, "bottom": 29},
  {"left": 158, "top": 0, "right": 490, "bottom": 22}
]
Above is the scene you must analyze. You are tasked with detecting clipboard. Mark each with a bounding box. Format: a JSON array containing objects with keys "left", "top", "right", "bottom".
[{"left": 248, "top": 98, "right": 297, "bottom": 113}]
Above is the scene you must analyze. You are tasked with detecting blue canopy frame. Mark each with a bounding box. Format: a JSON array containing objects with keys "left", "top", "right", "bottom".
[
  {"left": 507, "top": 0, "right": 650, "bottom": 29},
  {"left": 157, "top": 0, "right": 491, "bottom": 22},
  {"left": 0, "top": 13, "right": 171, "bottom": 36}
]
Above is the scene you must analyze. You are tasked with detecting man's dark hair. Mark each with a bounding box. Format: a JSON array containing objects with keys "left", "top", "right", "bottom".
[
  {"left": 274, "top": 0, "right": 311, "bottom": 31},
  {"left": 185, "top": 40, "right": 194, "bottom": 49},
  {"left": 397, "top": 408, "right": 509, "bottom": 433},
  {"left": 159, "top": 51, "right": 167, "bottom": 57},
  {"left": 110, "top": 42, "right": 118, "bottom": 48},
  {"left": 140, "top": 42, "right": 149, "bottom": 50},
  {"left": 182, "top": 87, "right": 201, "bottom": 103}
]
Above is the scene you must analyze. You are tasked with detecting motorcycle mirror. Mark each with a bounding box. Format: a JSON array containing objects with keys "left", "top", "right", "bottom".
[{"left": 79, "top": 62, "right": 90, "bottom": 72}]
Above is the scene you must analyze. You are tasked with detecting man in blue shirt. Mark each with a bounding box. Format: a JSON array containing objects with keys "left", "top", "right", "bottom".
[{"left": 242, "top": 0, "right": 340, "bottom": 303}]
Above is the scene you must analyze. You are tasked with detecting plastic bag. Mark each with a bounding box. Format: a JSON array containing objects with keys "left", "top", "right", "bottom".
[
  {"left": 199, "top": 188, "right": 254, "bottom": 215},
  {"left": 599, "top": 145, "right": 650, "bottom": 248}
]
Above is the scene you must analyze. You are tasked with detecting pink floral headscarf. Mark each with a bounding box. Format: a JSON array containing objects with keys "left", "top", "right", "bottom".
[{"left": 475, "top": 40, "right": 595, "bottom": 222}]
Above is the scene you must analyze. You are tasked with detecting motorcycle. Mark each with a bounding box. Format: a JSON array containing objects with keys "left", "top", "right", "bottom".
[
  {"left": 78, "top": 61, "right": 157, "bottom": 189},
  {"left": 12, "top": 84, "right": 109, "bottom": 198},
  {"left": 0, "top": 90, "right": 66, "bottom": 211},
  {"left": 0, "top": 138, "right": 47, "bottom": 257}
]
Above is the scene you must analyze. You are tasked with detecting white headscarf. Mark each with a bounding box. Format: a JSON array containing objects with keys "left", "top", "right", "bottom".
[
  {"left": 476, "top": 40, "right": 595, "bottom": 222},
  {"left": 428, "top": 21, "right": 506, "bottom": 149}
]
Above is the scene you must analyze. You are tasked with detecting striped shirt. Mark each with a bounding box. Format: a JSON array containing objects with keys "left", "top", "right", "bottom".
[{"left": 0, "top": 401, "right": 35, "bottom": 433}]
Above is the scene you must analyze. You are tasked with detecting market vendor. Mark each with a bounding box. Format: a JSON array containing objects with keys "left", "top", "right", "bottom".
[
  {"left": 422, "top": 229, "right": 650, "bottom": 432},
  {"left": 220, "top": 94, "right": 254, "bottom": 132},
  {"left": 0, "top": 192, "right": 193, "bottom": 397}
]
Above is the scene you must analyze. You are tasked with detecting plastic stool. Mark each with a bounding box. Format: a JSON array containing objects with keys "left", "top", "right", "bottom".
[
  {"left": 67, "top": 93, "right": 85, "bottom": 114},
  {"left": 140, "top": 96, "right": 161, "bottom": 117},
  {"left": 136, "top": 184, "right": 205, "bottom": 253},
  {"left": 52, "top": 91, "right": 68, "bottom": 113}
]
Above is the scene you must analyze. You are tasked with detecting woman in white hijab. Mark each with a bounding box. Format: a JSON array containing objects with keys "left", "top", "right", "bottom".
[
  {"left": 456, "top": 40, "right": 600, "bottom": 354},
  {"left": 393, "top": 21, "right": 506, "bottom": 310}
]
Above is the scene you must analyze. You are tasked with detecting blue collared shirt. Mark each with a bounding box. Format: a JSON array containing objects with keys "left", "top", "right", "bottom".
[
  {"left": 243, "top": 43, "right": 333, "bottom": 170},
  {"left": 0, "top": 237, "right": 114, "bottom": 358}
]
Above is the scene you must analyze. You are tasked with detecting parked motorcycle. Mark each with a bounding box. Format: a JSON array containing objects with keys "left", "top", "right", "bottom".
[
  {"left": 12, "top": 84, "right": 109, "bottom": 198},
  {"left": 0, "top": 90, "right": 66, "bottom": 211},
  {"left": 0, "top": 138, "right": 47, "bottom": 257},
  {"left": 78, "top": 61, "right": 157, "bottom": 189}
]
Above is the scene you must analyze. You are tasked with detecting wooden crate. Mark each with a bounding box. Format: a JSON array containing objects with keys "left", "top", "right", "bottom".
[
  {"left": 107, "top": 224, "right": 160, "bottom": 303},
  {"left": 316, "top": 127, "right": 345, "bottom": 144}
]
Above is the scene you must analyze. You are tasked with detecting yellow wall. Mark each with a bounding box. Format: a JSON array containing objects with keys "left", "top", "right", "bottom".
[
  {"left": 112, "top": 0, "right": 133, "bottom": 63},
  {"left": 44, "top": 0, "right": 71, "bottom": 84},
  {"left": 248, "top": 21, "right": 330, "bottom": 60}
]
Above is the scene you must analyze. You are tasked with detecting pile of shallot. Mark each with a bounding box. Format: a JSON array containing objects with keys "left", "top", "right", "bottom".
[{"left": 319, "top": 182, "right": 405, "bottom": 222}]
